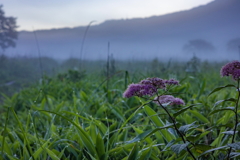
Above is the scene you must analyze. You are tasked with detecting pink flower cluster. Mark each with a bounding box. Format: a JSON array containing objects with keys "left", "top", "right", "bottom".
[
  {"left": 220, "top": 61, "right": 240, "bottom": 80},
  {"left": 122, "top": 83, "right": 157, "bottom": 98},
  {"left": 154, "top": 95, "right": 185, "bottom": 106},
  {"left": 123, "top": 77, "right": 179, "bottom": 98}
]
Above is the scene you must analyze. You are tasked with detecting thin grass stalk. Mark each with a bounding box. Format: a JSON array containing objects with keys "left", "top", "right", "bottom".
[
  {"left": 238, "top": 45, "right": 240, "bottom": 61},
  {"left": 32, "top": 27, "right": 43, "bottom": 79},
  {"left": 106, "top": 42, "right": 110, "bottom": 91},
  {"left": 94, "top": 71, "right": 123, "bottom": 94},
  {"left": 125, "top": 71, "right": 129, "bottom": 89},
  {"left": 105, "top": 115, "right": 110, "bottom": 160},
  {"left": 79, "top": 21, "right": 95, "bottom": 70},
  {"left": 227, "top": 79, "right": 240, "bottom": 159}
]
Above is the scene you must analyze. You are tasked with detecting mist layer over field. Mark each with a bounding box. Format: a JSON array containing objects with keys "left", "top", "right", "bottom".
[{"left": 5, "top": 0, "right": 240, "bottom": 61}]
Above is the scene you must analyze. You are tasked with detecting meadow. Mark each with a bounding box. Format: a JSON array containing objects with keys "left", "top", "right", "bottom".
[{"left": 0, "top": 55, "right": 239, "bottom": 160}]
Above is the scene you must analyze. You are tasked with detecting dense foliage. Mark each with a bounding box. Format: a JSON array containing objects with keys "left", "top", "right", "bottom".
[
  {"left": 0, "top": 5, "right": 18, "bottom": 51},
  {"left": 1, "top": 56, "right": 239, "bottom": 159}
]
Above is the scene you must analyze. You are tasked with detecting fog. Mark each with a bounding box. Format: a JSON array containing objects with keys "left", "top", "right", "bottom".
[{"left": 4, "top": 0, "right": 240, "bottom": 62}]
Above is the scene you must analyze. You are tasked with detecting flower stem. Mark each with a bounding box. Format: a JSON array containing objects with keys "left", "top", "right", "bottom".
[
  {"left": 158, "top": 102, "right": 196, "bottom": 160},
  {"left": 227, "top": 80, "right": 240, "bottom": 159}
]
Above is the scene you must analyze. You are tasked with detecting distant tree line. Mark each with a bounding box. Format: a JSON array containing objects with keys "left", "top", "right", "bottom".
[
  {"left": 183, "top": 38, "right": 240, "bottom": 54},
  {"left": 0, "top": 5, "right": 18, "bottom": 53}
]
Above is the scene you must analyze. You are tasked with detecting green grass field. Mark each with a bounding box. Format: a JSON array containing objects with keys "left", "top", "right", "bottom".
[{"left": 0, "top": 56, "right": 239, "bottom": 159}]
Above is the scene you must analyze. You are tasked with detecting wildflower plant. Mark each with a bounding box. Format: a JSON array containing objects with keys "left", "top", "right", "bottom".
[
  {"left": 123, "top": 77, "right": 197, "bottom": 159},
  {"left": 203, "top": 60, "right": 240, "bottom": 159}
]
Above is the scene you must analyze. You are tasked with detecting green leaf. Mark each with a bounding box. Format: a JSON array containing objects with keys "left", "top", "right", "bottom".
[
  {"left": 93, "top": 119, "right": 108, "bottom": 135},
  {"left": 179, "top": 121, "right": 197, "bottom": 135},
  {"left": 32, "top": 140, "right": 50, "bottom": 159},
  {"left": 138, "top": 147, "right": 152, "bottom": 160},
  {"left": 3, "top": 154, "right": 19, "bottom": 160},
  {"left": 96, "top": 133, "right": 106, "bottom": 159},
  {"left": 89, "top": 122, "right": 97, "bottom": 145},
  {"left": 167, "top": 153, "right": 176, "bottom": 160},
  {"left": 209, "top": 107, "right": 235, "bottom": 115},
  {"left": 46, "top": 148, "right": 60, "bottom": 160},
  {"left": 0, "top": 135, "right": 12, "bottom": 156},
  {"left": 56, "top": 147, "right": 67, "bottom": 159},
  {"left": 109, "top": 105, "right": 126, "bottom": 122},
  {"left": 194, "top": 144, "right": 213, "bottom": 153},
  {"left": 133, "top": 127, "right": 153, "bottom": 144},
  {"left": 61, "top": 111, "right": 91, "bottom": 122},
  {"left": 214, "top": 98, "right": 237, "bottom": 108},
  {"left": 222, "top": 131, "right": 237, "bottom": 135},
  {"left": 210, "top": 128, "right": 226, "bottom": 146},
  {"left": 186, "top": 131, "right": 211, "bottom": 143},
  {"left": 208, "top": 84, "right": 236, "bottom": 97},
  {"left": 66, "top": 145, "right": 79, "bottom": 158},
  {"left": 199, "top": 146, "right": 227, "bottom": 157},
  {"left": 230, "top": 152, "right": 240, "bottom": 158},
  {"left": 108, "top": 143, "right": 135, "bottom": 155},
  {"left": 126, "top": 124, "right": 174, "bottom": 144},
  {"left": 189, "top": 110, "right": 209, "bottom": 123},
  {"left": 197, "top": 79, "right": 206, "bottom": 98},
  {"left": 80, "top": 90, "right": 88, "bottom": 102},
  {"left": 162, "top": 140, "right": 176, "bottom": 151},
  {"left": 171, "top": 142, "right": 190, "bottom": 154},
  {"left": 117, "top": 104, "right": 144, "bottom": 134},
  {"left": 127, "top": 143, "right": 139, "bottom": 160},
  {"left": 54, "top": 101, "right": 65, "bottom": 113},
  {"left": 144, "top": 106, "right": 175, "bottom": 142},
  {"left": 173, "top": 104, "right": 200, "bottom": 118},
  {"left": 228, "top": 142, "right": 240, "bottom": 150},
  {"left": 74, "top": 121, "right": 99, "bottom": 160}
]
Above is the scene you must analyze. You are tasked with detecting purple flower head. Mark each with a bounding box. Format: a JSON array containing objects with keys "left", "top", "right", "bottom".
[
  {"left": 139, "top": 84, "right": 157, "bottom": 97},
  {"left": 232, "top": 70, "right": 240, "bottom": 80},
  {"left": 123, "top": 84, "right": 142, "bottom": 98},
  {"left": 164, "top": 79, "right": 179, "bottom": 86},
  {"left": 123, "top": 83, "right": 157, "bottom": 98},
  {"left": 154, "top": 95, "right": 185, "bottom": 106},
  {"left": 220, "top": 61, "right": 240, "bottom": 80},
  {"left": 172, "top": 98, "right": 185, "bottom": 106},
  {"left": 140, "top": 79, "right": 152, "bottom": 85},
  {"left": 140, "top": 77, "right": 166, "bottom": 89},
  {"left": 123, "top": 77, "right": 181, "bottom": 98},
  {"left": 155, "top": 95, "right": 175, "bottom": 104}
]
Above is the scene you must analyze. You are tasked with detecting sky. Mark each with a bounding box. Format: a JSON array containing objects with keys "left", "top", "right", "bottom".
[{"left": 2, "top": 0, "right": 214, "bottom": 31}]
